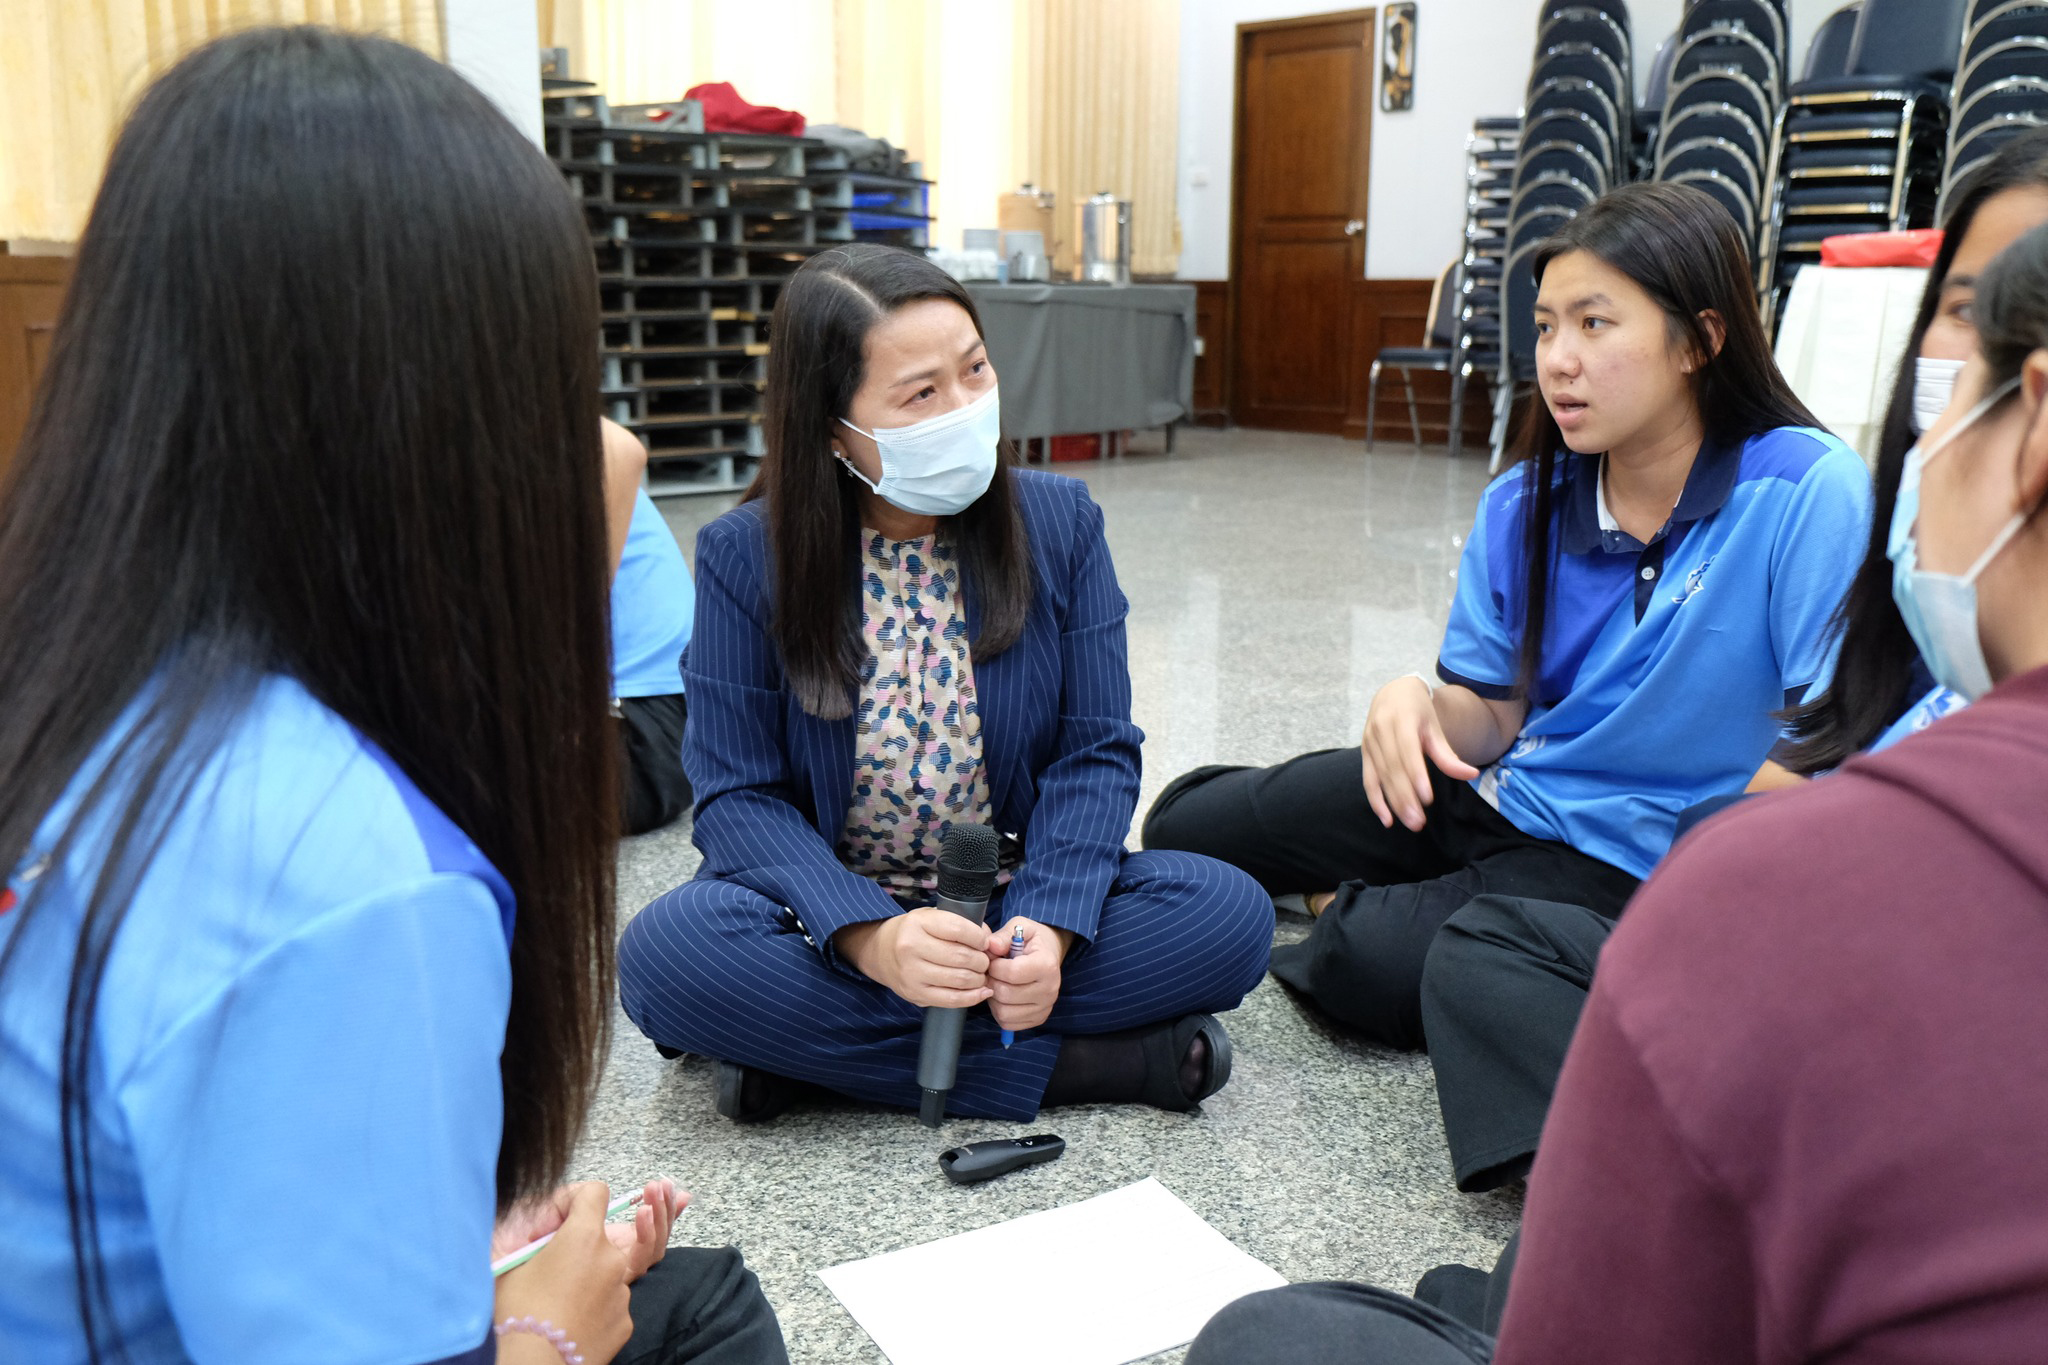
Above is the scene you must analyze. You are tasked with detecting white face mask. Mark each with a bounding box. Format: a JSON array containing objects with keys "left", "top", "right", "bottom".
[
  {"left": 837, "top": 385, "right": 1001, "bottom": 517},
  {"left": 1911, "top": 356, "right": 1967, "bottom": 436},
  {"left": 1888, "top": 377, "right": 2027, "bottom": 701}
]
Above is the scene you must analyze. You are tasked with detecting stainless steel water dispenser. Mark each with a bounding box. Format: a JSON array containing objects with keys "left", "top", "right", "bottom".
[{"left": 1074, "top": 192, "right": 1132, "bottom": 285}]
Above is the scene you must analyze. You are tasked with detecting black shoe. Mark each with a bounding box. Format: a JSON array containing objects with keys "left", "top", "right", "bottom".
[
  {"left": 654, "top": 1042, "right": 685, "bottom": 1061},
  {"left": 713, "top": 1060, "right": 802, "bottom": 1123},
  {"left": 1149, "top": 1013, "right": 1233, "bottom": 1111}
]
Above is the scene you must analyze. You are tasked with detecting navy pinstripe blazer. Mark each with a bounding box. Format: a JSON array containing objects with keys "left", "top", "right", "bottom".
[{"left": 683, "top": 467, "right": 1143, "bottom": 969}]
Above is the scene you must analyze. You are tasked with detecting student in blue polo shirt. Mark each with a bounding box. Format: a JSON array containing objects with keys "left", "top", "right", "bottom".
[
  {"left": 603, "top": 420, "right": 697, "bottom": 835},
  {"left": 1144, "top": 183, "right": 1869, "bottom": 1059},
  {"left": 0, "top": 29, "right": 783, "bottom": 1365},
  {"left": 1413, "top": 134, "right": 2048, "bottom": 1199}
]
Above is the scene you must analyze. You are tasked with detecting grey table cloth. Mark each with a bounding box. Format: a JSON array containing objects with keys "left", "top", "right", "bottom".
[{"left": 963, "top": 282, "right": 1196, "bottom": 442}]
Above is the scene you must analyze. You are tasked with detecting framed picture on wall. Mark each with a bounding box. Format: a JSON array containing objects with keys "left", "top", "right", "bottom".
[{"left": 1381, "top": 3, "right": 1416, "bottom": 111}]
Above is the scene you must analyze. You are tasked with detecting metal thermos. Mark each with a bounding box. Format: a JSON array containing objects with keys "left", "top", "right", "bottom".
[{"left": 1074, "top": 191, "right": 1132, "bottom": 285}]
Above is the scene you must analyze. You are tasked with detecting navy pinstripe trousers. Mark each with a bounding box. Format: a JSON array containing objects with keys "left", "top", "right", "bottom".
[{"left": 617, "top": 849, "right": 1273, "bottom": 1121}]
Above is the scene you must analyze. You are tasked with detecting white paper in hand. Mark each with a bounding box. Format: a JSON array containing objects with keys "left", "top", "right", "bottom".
[{"left": 818, "top": 1178, "right": 1286, "bottom": 1365}]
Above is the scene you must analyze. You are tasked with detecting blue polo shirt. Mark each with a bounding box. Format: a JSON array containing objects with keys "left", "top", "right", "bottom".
[
  {"left": 611, "top": 489, "right": 695, "bottom": 699},
  {"left": 1438, "top": 426, "right": 1871, "bottom": 878},
  {"left": 0, "top": 676, "right": 511, "bottom": 1363}
]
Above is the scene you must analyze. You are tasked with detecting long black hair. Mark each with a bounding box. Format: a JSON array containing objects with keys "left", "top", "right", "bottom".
[
  {"left": 1507, "top": 182, "right": 1818, "bottom": 702},
  {"left": 748, "top": 243, "right": 1032, "bottom": 719},
  {"left": 0, "top": 28, "right": 616, "bottom": 1355},
  {"left": 1781, "top": 130, "right": 2048, "bottom": 772}
]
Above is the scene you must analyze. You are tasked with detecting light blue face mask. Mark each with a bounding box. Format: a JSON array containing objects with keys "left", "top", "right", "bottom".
[
  {"left": 1888, "top": 376, "right": 2026, "bottom": 701},
  {"left": 837, "top": 385, "right": 1001, "bottom": 517}
]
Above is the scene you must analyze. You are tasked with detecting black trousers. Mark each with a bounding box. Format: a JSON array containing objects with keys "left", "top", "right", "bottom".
[
  {"left": 619, "top": 693, "right": 692, "bottom": 836},
  {"left": 1422, "top": 896, "right": 1615, "bottom": 1192},
  {"left": 619, "top": 1246, "right": 789, "bottom": 1365},
  {"left": 1187, "top": 1236, "right": 1517, "bottom": 1365},
  {"left": 1187, "top": 1283, "right": 1495, "bottom": 1365},
  {"left": 1142, "top": 747, "right": 1637, "bottom": 1051}
]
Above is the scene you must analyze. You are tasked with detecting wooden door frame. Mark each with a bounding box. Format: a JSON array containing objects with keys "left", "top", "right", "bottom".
[{"left": 1226, "top": 8, "right": 1376, "bottom": 426}]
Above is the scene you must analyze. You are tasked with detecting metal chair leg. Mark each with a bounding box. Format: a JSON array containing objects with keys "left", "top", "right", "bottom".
[
  {"left": 1365, "top": 360, "right": 1383, "bottom": 451},
  {"left": 1402, "top": 371, "right": 1423, "bottom": 448},
  {"left": 1448, "top": 368, "right": 1467, "bottom": 459},
  {"left": 1488, "top": 382, "right": 1515, "bottom": 476}
]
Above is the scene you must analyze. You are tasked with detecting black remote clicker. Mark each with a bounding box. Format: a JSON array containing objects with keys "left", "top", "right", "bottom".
[{"left": 938, "top": 1134, "right": 1067, "bottom": 1185}]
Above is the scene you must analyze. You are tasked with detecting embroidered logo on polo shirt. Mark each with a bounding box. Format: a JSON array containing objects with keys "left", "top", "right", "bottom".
[{"left": 1673, "top": 555, "right": 1716, "bottom": 606}]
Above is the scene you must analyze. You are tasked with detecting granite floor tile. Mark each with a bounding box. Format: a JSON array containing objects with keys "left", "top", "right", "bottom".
[{"left": 596, "top": 431, "right": 1509, "bottom": 1363}]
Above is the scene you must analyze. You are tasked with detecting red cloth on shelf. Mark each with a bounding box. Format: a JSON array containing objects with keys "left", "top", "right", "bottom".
[
  {"left": 1820, "top": 228, "right": 1943, "bottom": 268},
  {"left": 684, "top": 82, "right": 805, "bottom": 136}
]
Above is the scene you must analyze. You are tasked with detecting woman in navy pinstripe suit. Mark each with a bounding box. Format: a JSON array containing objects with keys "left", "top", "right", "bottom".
[{"left": 617, "top": 245, "right": 1272, "bottom": 1122}]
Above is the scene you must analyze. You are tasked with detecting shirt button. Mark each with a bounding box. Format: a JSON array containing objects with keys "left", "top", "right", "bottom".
[{"left": 1640, "top": 566, "right": 1656, "bottom": 580}]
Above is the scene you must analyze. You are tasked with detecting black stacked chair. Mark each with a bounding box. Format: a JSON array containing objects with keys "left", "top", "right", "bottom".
[
  {"left": 1653, "top": 0, "right": 1789, "bottom": 251},
  {"left": 1492, "top": 2, "right": 1630, "bottom": 469},
  {"left": 1365, "top": 261, "right": 1463, "bottom": 451},
  {"left": 1941, "top": 2, "right": 2048, "bottom": 209},
  {"left": 1672, "top": 1, "right": 1786, "bottom": 98},
  {"left": 1755, "top": 0, "right": 1969, "bottom": 328},
  {"left": 1455, "top": 115, "right": 1521, "bottom": 459},
  {"left": 1636, "top": 29, "right": 1681, "bottom": 178},
  {"left": 1803, "top": 4, "right": 1861, "bottom": 82}
]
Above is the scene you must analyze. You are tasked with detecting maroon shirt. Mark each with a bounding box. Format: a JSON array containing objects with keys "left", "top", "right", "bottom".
[{"left": 1495, "top": 665, "right": 2048, "bottom": 1364}]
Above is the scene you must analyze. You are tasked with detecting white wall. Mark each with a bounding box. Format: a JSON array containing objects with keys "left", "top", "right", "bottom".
[{"left": 1177, "top": 0, "right": 1839, "bottom": 281}]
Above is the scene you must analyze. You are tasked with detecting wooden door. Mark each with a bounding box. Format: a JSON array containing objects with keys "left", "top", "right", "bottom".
[
  {"left": 1229, "top": 11, "right": 1374, "bottom": 432},
  {"left": 0, "top": 255, "right": 69, "bottom": 483}
]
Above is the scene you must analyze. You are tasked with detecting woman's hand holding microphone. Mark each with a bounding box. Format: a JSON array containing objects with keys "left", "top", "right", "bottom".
[{"left": 836, "top": 910, "right": 1071, "bottom": 1030}]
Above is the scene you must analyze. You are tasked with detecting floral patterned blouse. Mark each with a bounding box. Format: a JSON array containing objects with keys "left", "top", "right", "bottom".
[{"left": 836, "top": 531, "right": 1013, "bottom": 899}]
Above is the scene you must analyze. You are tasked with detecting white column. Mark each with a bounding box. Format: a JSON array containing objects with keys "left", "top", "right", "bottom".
[{"left": 442, "top": 0, "right": 545, "bottom": 148}]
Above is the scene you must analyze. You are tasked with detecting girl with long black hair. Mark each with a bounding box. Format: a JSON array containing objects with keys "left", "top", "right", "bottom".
[
  {"left": 1777, "top": 129, "right": 2048, "bottom": 773},
  {"left": 1144, "top": 183, "right": 1870, "bottom": 1087},
  {"left": 616, "top": 244, "right": 1273, "bottom": 1124},
  {"left": 0, "top": 28, "right": 780, "bottom": 1365}
]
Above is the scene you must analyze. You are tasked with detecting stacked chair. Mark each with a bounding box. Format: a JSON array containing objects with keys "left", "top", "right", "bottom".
[
  {"left": 1652, "top": 0, "right": 1789, "bottom": 251},
  {"left": 1941, "top": 1, "right": 2048, "bottom": 211},
  {"left": 1635, "top": 30, "right": 1681, "bottom": 180},
  {"left": 1754, "top": 0, "right": 1970, "bottom": 326},
  {"left": 1494, "top": 1, "right": 1633, "bottom": 469},
  {"left": 1453, "top": 116, "right": 1521, "bottom": 459},
  {"left": 1802, "top": 3, "right": 1861, "bottom": 82}
]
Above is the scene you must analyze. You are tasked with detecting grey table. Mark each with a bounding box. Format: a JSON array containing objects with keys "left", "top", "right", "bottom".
[{"left": 963, "top": 282, "right": 1196, "bottom": 458}]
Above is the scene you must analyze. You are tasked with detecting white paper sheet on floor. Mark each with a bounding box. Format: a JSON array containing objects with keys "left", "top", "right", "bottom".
[{"left": 817, "top": 1177, "right": 1287, "bottom": 1365}]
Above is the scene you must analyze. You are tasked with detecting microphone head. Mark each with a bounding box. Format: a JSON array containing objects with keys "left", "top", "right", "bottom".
[{"left": 935, "top": 823, "right": 1001, "bottom": 901}]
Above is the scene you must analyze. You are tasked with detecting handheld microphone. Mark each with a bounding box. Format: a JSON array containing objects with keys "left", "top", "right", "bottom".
[{"left": 916, "top": 823, "right": 1001, "bottom": 1127}]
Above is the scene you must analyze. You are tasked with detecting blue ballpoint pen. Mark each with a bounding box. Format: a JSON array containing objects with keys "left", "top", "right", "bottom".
[{"left": 999, "top": 923, "right": 1025, "bottom": 1047}]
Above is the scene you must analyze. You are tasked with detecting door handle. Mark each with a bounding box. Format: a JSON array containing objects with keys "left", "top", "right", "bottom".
[{"left": 1344, "top": 219, "right": 1365, "bottom": 236}]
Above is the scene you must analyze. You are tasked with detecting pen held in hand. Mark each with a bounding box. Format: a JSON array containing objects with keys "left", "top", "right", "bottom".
[
  {"left": 491, "top": 1189, "right": 662, "bottom": 1277},
  {"left": 1000, "top": 922, "right": 1025, "bottom": 1047}
]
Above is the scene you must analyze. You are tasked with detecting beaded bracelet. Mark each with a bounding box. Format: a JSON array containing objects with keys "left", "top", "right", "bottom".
[{"left": 494, "top": 1315, "right": 584, "bottom": 1364}]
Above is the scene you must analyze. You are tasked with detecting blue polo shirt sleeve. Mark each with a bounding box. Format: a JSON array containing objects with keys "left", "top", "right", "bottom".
[
  {"left": 1768, "top": 445, "right": 1873, "bottom": 703},
  {"left": 1437, "top": 486, "right": 1519, "bottom": 700},
  {"left": 117, "top": 873, "right": 509, "bottom": 1365}
]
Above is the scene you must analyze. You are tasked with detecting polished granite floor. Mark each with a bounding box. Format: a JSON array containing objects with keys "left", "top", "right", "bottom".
[{"left": 576, "top": 428, "right": 1516, "bottom": 1363}]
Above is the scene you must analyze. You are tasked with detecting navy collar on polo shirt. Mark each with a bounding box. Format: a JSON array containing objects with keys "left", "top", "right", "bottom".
[
  {"left": 1557, "top": 438, "right": 1740, "bottom": 622},
  {"left": 1558, "top": 438, "right": 1742, "bottom": 555}
]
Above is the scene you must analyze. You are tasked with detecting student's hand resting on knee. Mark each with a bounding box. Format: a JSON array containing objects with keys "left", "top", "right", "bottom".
[
  {"left": 835, "top": 908, "right": 994, "bottom": 1008},
  {"left": 1361, "top": 675, "right": 1481, "bottom": 833},
  {"left": 493, "top": 1182, "right": 635, "bottom": 1364},
  {"left": 984, "top": 917, "right": 1074, "bottom": 1032}
]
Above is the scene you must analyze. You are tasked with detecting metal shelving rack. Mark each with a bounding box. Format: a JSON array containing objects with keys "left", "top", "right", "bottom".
[{"left": 544, "top": 87, "right": 933, "bottom": 495}]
